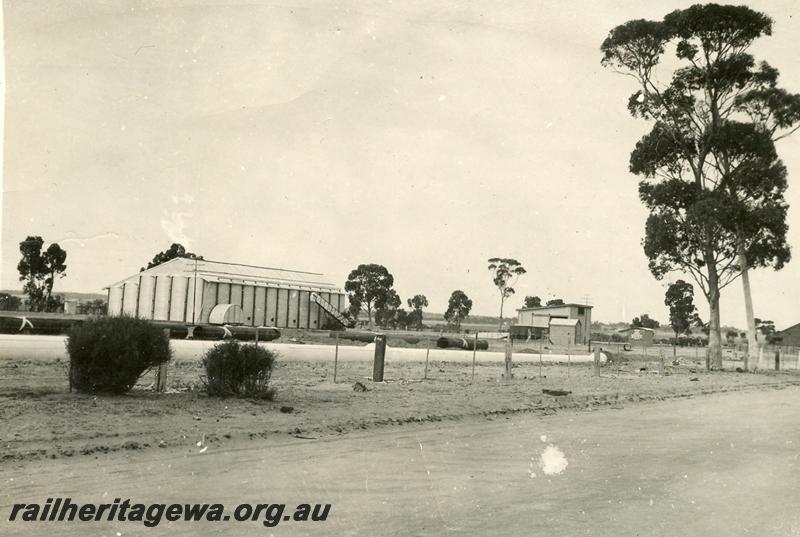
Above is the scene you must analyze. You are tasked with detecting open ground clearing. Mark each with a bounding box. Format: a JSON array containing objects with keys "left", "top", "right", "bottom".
[
  {"left": 2, "top": 387, "right": 799, "bottom": 536},
  {"left": 1, "top": 336, "right": 799, "bottom": 464}
]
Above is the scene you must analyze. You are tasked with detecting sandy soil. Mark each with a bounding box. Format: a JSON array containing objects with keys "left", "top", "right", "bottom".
[
  {"left": 2, "top": 387, "right": 799, "bottom": 536},
  {"left": 2, "top": 348, "right": 799, "bottom": 465}
]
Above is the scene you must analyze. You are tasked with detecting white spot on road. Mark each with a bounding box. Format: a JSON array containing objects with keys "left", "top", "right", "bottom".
[{"left": 538, "top": 445, "right": 568, "bottom": 476}]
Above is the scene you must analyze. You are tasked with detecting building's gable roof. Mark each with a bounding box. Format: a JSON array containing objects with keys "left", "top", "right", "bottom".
[
  {"left": 617, "top": 326, "right": 655, "bottom": 334},
  {"left": 777, "top": 322, "right": 800, "bottom": 335},
  {"left": 775, "top": 322, "right": 800, "bottom": 345},
  {"left": 105, "top": 258, "right": 341, "bottom": 292},
  {"left": 517, "top": 303, "right": 593, "bottom": 312}
]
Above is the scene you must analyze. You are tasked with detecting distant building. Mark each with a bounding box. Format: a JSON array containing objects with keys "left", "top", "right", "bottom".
[
  {"left": 514, "top": 303, "right": 593, "bottom": 344},
  {"left": 104, "top": 258, "right": 346, "bottom": 329},
  {"left": 773, "top": 323, "right": 800, "bottom": 347},
  {"left": 548, "top": 318, "right": 582, "bottom": 346},
  {"left": 616, "top": 326, "right": 655, "bottom": 347},
  {"left": 64, "top": 299, "right": 79, "bottom": 315}
]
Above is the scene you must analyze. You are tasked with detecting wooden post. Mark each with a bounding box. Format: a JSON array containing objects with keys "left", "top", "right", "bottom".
[
  {"left": 593, "top": 346, "right": 601, "bottom": 377},
  {"left": 254, "top": 326, "right": 259, "bottom": 345},
  {"left": 775, "top": 348, "right": 780, "bottom": 371},
  {"left": 373, "top": 334, "right": 386, "bottom": 382},
  {"left": 333, "top": 332, "right": 339, "bottom": 383},
  {"left": 503, "top": 333, "right": 513, "bottom": 381},
  {"left": 424, "top": 337, "right": 431, "bottom": 380},
  {"left": 471, "top": 332, "right": 478, "bottom": 382},
  {"left": 156, "top": 328, "right": 170, "bottom": 392},
  {"left": 567, "top": 335, "right": 571, "bottom": 378},
  {"left": 539, "top": 337, "right": 543, "bottom": 378},
  {"left": 658, "top": 348, "right": 664, "bottom": 376}
]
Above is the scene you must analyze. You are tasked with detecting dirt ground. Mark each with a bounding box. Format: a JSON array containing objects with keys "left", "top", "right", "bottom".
[
  {"left": 2, "top": 387, "right": 799, "bottom": 536},
  {"left": 2, "top": 350, "right": 799, "bottom": 465}
]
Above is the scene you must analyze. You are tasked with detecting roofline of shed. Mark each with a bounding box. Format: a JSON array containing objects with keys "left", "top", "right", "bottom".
[
  {"left": 517, "top": 303, "right": 594, "bottom": 311},
  {"left": 103, "top": 257, "right": 338, "bottom": 290}
]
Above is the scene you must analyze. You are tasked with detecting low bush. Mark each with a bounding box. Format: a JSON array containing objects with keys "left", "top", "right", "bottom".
[
  {"left": 66, "top": 316, "right": 172, "bottom": 394},
  {"left": 202, "top": 340, "right": 277, "bottom": 399}
]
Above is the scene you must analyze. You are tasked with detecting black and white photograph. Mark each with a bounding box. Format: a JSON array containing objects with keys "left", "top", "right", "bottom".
[{"left": 2, "top": 1, "right": 800, "bottom": 535}]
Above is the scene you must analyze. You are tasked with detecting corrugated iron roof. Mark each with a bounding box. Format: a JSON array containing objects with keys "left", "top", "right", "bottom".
[
  {"left": 105, "top": 257, "right": 341, "bottom": 292},
  {"left": 517, "top": 303, "right": 593, "bottom": 312}
]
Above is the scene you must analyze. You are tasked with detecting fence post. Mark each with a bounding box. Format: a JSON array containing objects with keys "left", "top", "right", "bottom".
[
  {"left": 593, "top": 346, "right": 601, "bottom": 377},
  {"left": 333, "top": 332, "right": 339, "bottom": 383},
  {"left": 567, "top": 336, "right": 571, "bottom": 378},
  {"left": 539, "top": 337, "right": 543, "bottom": 378},
  {"left": 471, "top": 333, "right": 478, "bottom": 382},
  {"left": 156, "top": 328, "right": 170, "bottom": 392},
  {"left": 373, "top": 334, "right": 386, "bottom": 382},
  {"left": 424, "top": 337, "right": 431, "bottom": 380},
  {"left": 503, "top": 333, "right": 513, "bottom": 381}
]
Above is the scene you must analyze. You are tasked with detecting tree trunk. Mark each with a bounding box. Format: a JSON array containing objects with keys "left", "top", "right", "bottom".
[
  {"left": 737, "top": 242, "right": 758, "bottom": 372},
  {"left": 706, "top": 254, "right": 723, "bottom": 369},
  {"left": 498, "top": 296, "right": 505, "bottom": 330}
]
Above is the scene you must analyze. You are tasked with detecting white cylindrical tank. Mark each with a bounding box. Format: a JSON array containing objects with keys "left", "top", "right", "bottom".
[
  {"left": 138, "top": 275, "right": 157, "bottom": 319},
  {"left": 170, "top": 276, "right": 188, "bottom": 322},
  {"left": 122, "top": 281, "right": 139, "bottom": 316},
  {"left": 209, "top": 304, "right": 244, "bottom": 325},
  {"left": 153, "top": 275, "right": 172, "bottom": 320},
  {"left": 108, "top": 285, "right": 124, "bottom": 316}
]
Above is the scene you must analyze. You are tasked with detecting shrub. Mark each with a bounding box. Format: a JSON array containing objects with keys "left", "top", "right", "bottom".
[
  {"left": 202, "top": 340, "right": 277, "bottom": 399},
  {"left": 66, "top": 316, "right": 172, "bottom": 394}
]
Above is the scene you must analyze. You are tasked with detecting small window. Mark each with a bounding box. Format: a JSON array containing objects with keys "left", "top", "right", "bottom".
[{"left": 578, "top": 307, "right": 585, "bottom": 315}]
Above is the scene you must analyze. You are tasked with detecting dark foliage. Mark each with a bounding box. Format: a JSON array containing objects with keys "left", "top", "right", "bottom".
[
  {"left": 202, "top": 340, "right": 277, "bottom": 399},
  {"left": 18, "top": 236, "right": 67, "bottom": 312},
  {"left": 0, "top": 293, "right": 22, "bottom": 311},
  {"left": 444, "top": 290, "right": 473, "bottom": 331},
  {"left": 142, "top": 243, "right": 202, "bottom": 271},
  {"left": 345, "top": 263, "right": 396, "bottom": 327},
  {"left": 67, "top": 316, "right": 171, "bottom": 394},
  {"left": 77, "top": 299, "right": 108, "bottom": 315}
]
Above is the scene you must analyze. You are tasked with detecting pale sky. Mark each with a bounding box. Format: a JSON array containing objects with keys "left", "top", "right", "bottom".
[{"left": 2, "top": 0, "right": 799, "bottom": 328}]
